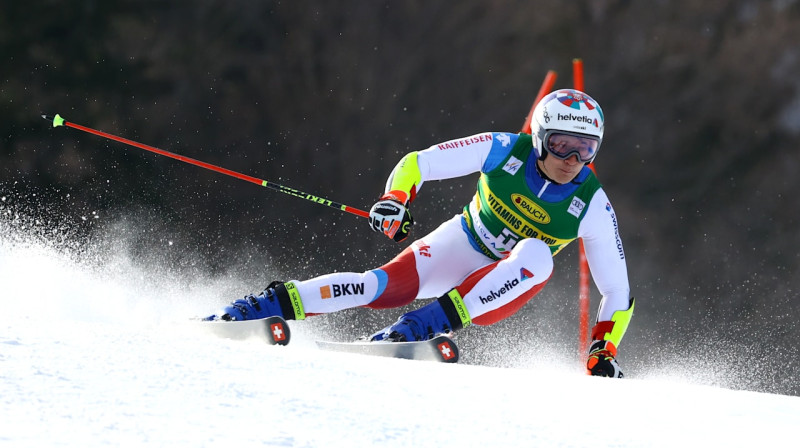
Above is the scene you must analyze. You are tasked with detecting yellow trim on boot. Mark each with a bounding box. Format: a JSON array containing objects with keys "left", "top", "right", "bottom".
[
  {"left": 603, "top": 297, "right": 635, "bottom": 347},
  {"left": 284, "top": 282, "right": 306, "bottom": 320},
  {"left": 447, "top": 289, "right": 472, "bottom": 328}
]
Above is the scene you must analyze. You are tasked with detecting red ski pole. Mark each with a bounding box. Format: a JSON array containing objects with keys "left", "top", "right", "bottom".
[{"left": 44, "top": 114, "right": 369, "bottom": 219}]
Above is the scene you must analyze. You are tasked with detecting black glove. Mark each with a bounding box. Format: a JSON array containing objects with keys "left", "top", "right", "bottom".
[
  {"left": 587, "top": 340, "right": 624, "bottom": 378},
  {"left": 369, "top": 198, "right": 413, "bottom": 242}
]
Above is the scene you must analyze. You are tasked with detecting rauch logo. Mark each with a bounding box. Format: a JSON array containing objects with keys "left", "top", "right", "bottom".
[{"left": 511, "top": 194, "right": 550, "bottom": 224}]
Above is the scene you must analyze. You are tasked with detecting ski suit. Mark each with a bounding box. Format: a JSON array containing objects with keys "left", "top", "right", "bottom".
[{"left": 288, "top": 132, "right": 631, "bottom": 336}]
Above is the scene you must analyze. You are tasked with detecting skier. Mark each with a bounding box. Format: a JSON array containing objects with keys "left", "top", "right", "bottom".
[{"left": 206, "top": 89, "right": 634, "bottom": 378}]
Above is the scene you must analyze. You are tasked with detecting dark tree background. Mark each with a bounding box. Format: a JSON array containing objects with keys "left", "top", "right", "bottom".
[{"left": 3, "top": 1, "right": 800, "bottom": 395}]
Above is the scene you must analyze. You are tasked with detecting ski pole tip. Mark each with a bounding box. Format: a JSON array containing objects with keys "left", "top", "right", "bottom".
[
  {"left": 43, "top": 114, "right": 64, "bottom": 127},
  {"left": 52, "top": 114, "right": 65, "bottom": 128}
]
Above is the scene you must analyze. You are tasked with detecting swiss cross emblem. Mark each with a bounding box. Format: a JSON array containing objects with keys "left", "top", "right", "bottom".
[
  {"left": 271, "top": 323, "right": 286, "bottom": 342},
  {"left": 438, "top": 341, "right": 455, "bottom": 361}
]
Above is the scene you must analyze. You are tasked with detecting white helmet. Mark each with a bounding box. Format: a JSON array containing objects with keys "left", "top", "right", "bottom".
[{"left": 531, "top": 89, "right": 605, "bottom": 163}]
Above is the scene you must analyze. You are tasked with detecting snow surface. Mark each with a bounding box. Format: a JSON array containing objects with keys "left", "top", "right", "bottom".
[{"left": 2, "top": 221, "right": 799, "bottom": 447}]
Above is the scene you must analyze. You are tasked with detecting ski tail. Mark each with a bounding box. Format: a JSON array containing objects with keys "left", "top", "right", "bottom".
[
  {"left": 316, "top": 334, "right": 459, "bottom": 363},
  {"left": 196, "top": 316, "right": 291, "bottom": 346}
]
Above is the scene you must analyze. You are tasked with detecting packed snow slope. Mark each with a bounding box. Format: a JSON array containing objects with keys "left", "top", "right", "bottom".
[{"left": 2, "top": 216, "right": 799, "bottom": 447}]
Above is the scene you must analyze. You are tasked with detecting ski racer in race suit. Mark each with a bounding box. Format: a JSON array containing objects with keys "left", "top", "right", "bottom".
[{"left": 207, "top": 89, "right": 634, "bottom": 378}]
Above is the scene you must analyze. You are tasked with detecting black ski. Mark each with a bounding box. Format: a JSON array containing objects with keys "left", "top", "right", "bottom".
[
  {"left": 197, "top": 316, "right": 291, "bottom": 346},
  {"left": 316, "top": 334, "right": 459, "bottom": 363}
]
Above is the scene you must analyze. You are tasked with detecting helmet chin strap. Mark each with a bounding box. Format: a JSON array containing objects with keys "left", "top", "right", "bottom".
[{"left": 535, "top": 156, "right": 561, "bottom": 185}]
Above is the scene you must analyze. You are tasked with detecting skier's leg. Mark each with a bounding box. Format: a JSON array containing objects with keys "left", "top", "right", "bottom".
[
  {"left": 452, "top": 237, "right": 553, "bottom": 325},
  {"left": 373, "top": 238, "right": 553, "bottom": 340},
  {"left": 365, "top": 216, "right": 493, "bottom": 309},
  {"left": 294, "top": 215, "right": 489, "bottom": 313},
  {"left": 207, "top": 216, "right": 488, "bottom": 321}
]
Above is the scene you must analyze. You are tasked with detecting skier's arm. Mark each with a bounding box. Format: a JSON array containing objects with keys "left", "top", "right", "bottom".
[
  {"left": 371, "top": 132, "right": 513, "bottom": 242},
  {"left": 578, "top": 190, "right": 633, "bottom": 378},
  {"left": 383, "top": 132, "right": 501, "bottom": 204},
  {"left": 578, "top": 190, "right": 633, "bottom": 346}
]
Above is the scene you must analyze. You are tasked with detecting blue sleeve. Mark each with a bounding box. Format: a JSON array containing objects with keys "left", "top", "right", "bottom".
[{"left": 481, "top": 133, "right": 520, "bottom": 172}]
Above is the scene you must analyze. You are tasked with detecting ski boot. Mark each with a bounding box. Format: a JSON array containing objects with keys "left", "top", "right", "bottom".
[
  {"left": 204, "top": 281, "right": 304, "bottom": 322},
  {"left": 370, "top": 298, "right": 460, "bottom": 342}
]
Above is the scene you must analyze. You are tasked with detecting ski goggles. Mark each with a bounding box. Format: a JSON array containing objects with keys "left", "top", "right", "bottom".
[{"left": 543, "top": 131, "right": 600, "bottom": 163}]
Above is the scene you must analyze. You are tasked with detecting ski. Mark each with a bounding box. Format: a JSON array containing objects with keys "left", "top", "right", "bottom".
[
  {"left": 316, "top": 334, "right": 459, "bottom": 363},
  {"left": 196, "top": 316, "right": 291, "bottom": 346}
]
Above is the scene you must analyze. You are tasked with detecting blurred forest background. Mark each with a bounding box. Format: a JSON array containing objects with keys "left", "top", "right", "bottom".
[{"left": 3, "top": 1, "right": 800, "bottom": 395}]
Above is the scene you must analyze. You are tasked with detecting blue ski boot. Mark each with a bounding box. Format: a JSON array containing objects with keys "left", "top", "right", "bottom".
[
  {"left": 370, "top": 295, "right": 464, "bottom": 342},
  {"left": 205, "top": 281, "right": 303, "bottom": 322}
]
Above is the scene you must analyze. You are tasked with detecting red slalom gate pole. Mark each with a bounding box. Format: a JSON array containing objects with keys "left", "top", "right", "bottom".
[
  {"left": 521, "top": 70, "right": 558, "bottom": 134},
  {"left": 572, "top": 58, "right": 592, "bottom": 362},
  {"left": 44, "top": 114, "right": 370, "bottom": 219}
]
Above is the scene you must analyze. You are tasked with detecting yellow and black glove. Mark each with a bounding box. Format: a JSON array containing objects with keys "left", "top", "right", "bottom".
[
  {"left": 587, "top": 298, "right": 635, "bottom": 378},
  {"left": 587, "top": 339, "right": 623, "bottom": 378},
  {"left": 369, "top": 192, "right": 414, "bottom": 242}
]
